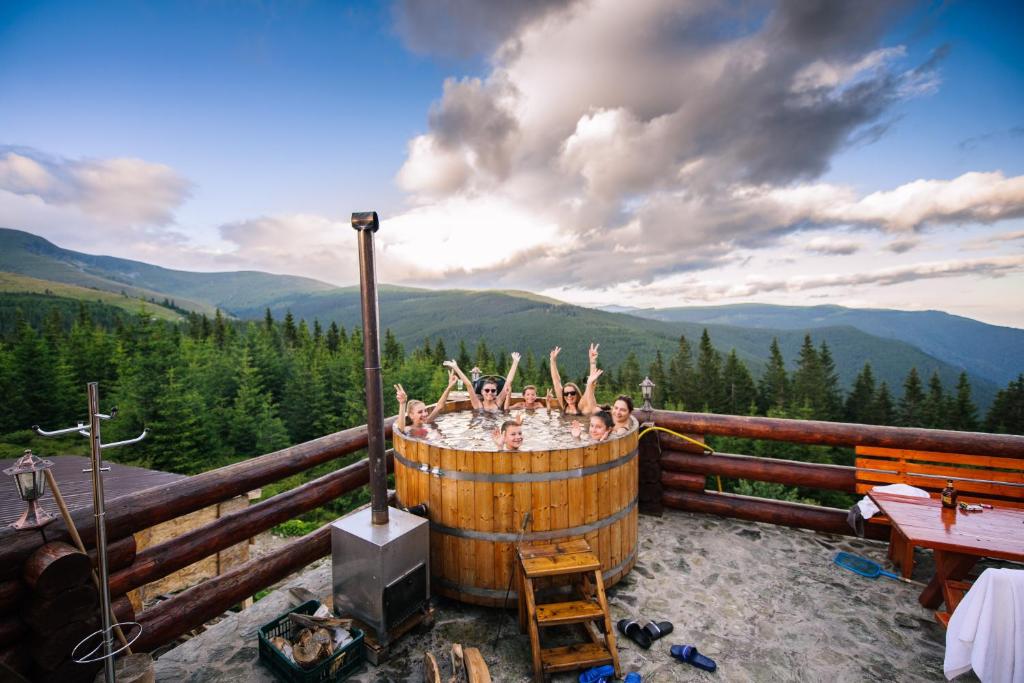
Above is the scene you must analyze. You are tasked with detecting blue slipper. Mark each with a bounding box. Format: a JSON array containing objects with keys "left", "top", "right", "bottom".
[
  {"left": 579, "top": 664, "right": 615, "bottom": 683},
  {"left": 671, "top": 644, "right": 717, "bottom": 672}
]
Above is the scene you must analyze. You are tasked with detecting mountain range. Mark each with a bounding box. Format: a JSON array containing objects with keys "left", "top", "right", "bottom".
[{"left": 2, "top": 227, "right": 1021, "bottom": 409}]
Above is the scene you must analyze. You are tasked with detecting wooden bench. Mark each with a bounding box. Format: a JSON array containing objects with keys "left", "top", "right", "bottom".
[{"left": 855, "top": 446, "right": 1024, "bottom": 578}]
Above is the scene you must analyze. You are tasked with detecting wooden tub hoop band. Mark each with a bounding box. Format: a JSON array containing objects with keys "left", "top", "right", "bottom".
[
  {"left": 431, "top": 547, "right": 638, "bottom": 601},
  {"left": 393, "top": 447, "right": 638, "bottom": 483},
  {"left": 428, "top": 496, "right": 638, "bottom": 542}
]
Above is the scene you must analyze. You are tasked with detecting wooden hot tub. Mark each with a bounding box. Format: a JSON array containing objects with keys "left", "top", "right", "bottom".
[{"left": 392, "top": 400, "right": 638, "bottom": 606}]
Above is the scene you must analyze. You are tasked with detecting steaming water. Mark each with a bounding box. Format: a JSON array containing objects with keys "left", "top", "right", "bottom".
[{"left": 401, "top": 408, "right": 635, "bottom": 451}]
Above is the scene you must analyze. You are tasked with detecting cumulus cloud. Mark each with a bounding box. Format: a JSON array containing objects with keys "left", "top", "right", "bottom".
[
  {"left": 391, "top": 0, "right": 982, "bottom": 289},
  {"left": 0, "top": 145, "right": 191, "bottom": 225}
]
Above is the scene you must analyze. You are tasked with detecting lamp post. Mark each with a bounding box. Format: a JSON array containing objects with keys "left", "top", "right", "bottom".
[
  {"left": 4, "top": 449, "right": 54, "bottom": 529},
  {"left": 640, "top": 376, "right": 655, "bottom": 413}
]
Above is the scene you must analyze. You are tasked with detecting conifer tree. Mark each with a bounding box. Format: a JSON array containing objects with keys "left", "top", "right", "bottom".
[
  {"left": 148, "top": 368, "right": 210, "bottom": 473},
  {"left": 474, "top": 339, "right": 493, "bottom": 372},
  {"left": 757, "top": 338, "right": 788, "bottom": 413},
  {"left": 790, "top": 335, "right": 822, "bottom": 416},
  {"left": 228, "top": 351, "right": 290, "bottom": 457},
  {"left": 523, "top": 351, "right": 539, "bottom": 386},
  {"left": 420, "top": 337, "right": 433, "bottom": 360},
  {"left": 312, "top": 319, "right": 322, "bottom": 345},
  {"left": 817, "top": 342, "right": 842, "bottom": 420},
  {"left": 845, "top": 363, "right": 876, "bottom": 424},
  {"left": 720, "top": 350, "right": 756, "bottom": 415},
  {"left": 618, "top": 352, "right": 643, "bottom": 396},
  {"left": 898, "top": 367, "right": 926, "bottom": 427},
  {"left": 984, "top": 374, "right": 1024, "bottom": 435},
  {"left": 282, "top": 310, "right": 298, "bottom": 347},
  {"left": 495, "top": 350, "right": 508, "bottom": 376},
  {"left": 950, "top": 373, "right": 978, "bottom": 432},
  {"left": 667, "top": 335, "right": 696, "bottom": 410},
  {"left": 873, "top": 382, "right": 896, "bottom": 426},
  {"left": 213, "top": 309, "right": 228, "bottom": 349},
  {"left": 457, "top": 340, "right": 472, "bottom": 369},
  {"left": 922, "top": 372, "right": 949, "bottom": 429},
  {"left": 695, "top": 329, "right": 723, "bottom": 412},
  {"left": 382, "top": 329, "right": 404, "bottom": 369},
  {"left": 326, "top": 322, "right": 340, "bottom": 353},
  {"left": 433, "top": 339, "right": 447, "bottom": 365}
]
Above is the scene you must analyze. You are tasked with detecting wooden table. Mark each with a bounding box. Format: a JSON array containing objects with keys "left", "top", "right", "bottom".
[{"left": 868, "top": 492, "right": 1024, "bottom": 609}]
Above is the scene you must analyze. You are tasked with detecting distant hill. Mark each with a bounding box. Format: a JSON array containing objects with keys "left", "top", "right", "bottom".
[
  {"left": 230, "top": 288, "right": 1000, "bottom": 408},
  {"left": 0, "top": 272, "right": 183, "bottom": 320},
  {"left": 614, "top": 303, "right": 1024, "bottom": 387},
  {"left": 0, "top": 228, "right": 336, "bottom": 316},
  {"left": 0, "top": 228, "right": 1006, "bottom": 408}
]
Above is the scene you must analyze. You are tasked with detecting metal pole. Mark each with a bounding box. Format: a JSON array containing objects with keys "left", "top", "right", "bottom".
[
  {"left": 352, "top": 211, "right": 388, "bottom": 526},
  {"left": 88, "top": 382, "right": 116, "bottom": 683}
]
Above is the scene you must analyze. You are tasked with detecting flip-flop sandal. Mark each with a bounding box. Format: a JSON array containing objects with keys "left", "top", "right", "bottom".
[
  {"left": 642, "top": 620, "right": 674, "bottom": 642},
  {"left": 617, "top": 619, "right": 652, "bottom": 649},
  {"left": 578, "top": 664, "right": 615, "bottom": 683},
  {"left": 671, "top": 644, "right": 717, "bottom": 672}
]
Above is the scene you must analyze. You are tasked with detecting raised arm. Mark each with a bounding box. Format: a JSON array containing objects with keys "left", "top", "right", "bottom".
[
  {"left": 426, "top": 370, "right": 458, "bottom": 422},
  {"left": 394, "top": 383, "right": 408, "bottom": 434},
  {"left": 444, "top": 359, "right": 481, "bottom": 410},
  {"left": 549, "top": 346, "right": 563, "bottom": 406},
  {"left": 588, "top": 342, "right": 599, "bottom": 376},
  {"left": 498, "top": 352, "right": 521, "bottom": 405},
  {"left": 581, "top": 368, "right": 603, "bottom": 415}
]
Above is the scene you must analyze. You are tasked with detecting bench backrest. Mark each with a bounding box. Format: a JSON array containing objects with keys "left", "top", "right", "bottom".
[{"left": 855, "top": 446, "right": 1024, "bottom": 509}]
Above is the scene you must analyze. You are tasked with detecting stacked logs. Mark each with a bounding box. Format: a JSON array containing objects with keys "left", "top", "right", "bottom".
[{"left": 2, "top": 539, "right": 136, "bottom": 683}]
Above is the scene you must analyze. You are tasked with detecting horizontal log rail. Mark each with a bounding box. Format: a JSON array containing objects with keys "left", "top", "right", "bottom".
[
  {"left": 134, "top": 522, "right": 332, "bottom": 652},
  {"left": 0, "top": 419, "right": 394, "bottom": 577},
  {"left": 660, "top": 449, "right": 856, "bottom": 492},
  {"left": 109, "top": 453, "right": 391, "bottom": 597},
  {"left": 648, "top": 409, "right": 1024, "bottom": 458},
  {"left": 663, "top": 489, "right": 890, "bottom": 542}
]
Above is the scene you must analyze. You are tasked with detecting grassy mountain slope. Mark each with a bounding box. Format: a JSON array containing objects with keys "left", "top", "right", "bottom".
[
  {"left": 0, "top": 228, "right": 336, "bottom": 315},
  {"left": 0, "top": 272, "right": 183, "bottom": 321},
  {"left": 620, "top": 303, "right": 1024, "bottom": 386},
  {"left": 233, "top": 288, "right": 998, "bottom": 407}
]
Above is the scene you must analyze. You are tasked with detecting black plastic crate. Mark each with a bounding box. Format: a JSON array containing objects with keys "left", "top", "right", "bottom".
[{"left": 258, "top": 599, "right": 365, "bottom": 683}]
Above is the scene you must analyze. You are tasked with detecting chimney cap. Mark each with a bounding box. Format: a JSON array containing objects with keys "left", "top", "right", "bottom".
[{"left": 351, "top": 211, "right": 379, "bottom": 232}]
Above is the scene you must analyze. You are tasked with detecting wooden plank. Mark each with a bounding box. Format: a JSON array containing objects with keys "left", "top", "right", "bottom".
[
  {"left": 463, "top": 646, "right": 492, "bottom": 683},
  {"left": 512, "top": 451, "right": 532, "bottom": 538},
  {"left": 856, "top": 457, "right": 1024, "bottom": 485},
  {"left": 458, "top": 450, "right": 476, "bottom": 595},
  {"left": 441, "top": 447, "right": 459, "bottom": 588},
  {"left": 596, "top": 442, "right": 611, "bottom": 571},
  {"left": 566, "top": 447, "right": 585, "bottom": 531},
  {"left": 428, "top": 445, "right": 442, "bottom": 584},
  {"left": 583, "top": 443, "right": 599, "bottom": 561},
  {"left": 474, "top": 451, "right": 494, "bottom": 590},
  {"left": 540, "top": 643, "right": 613, "bottom": 673},
  {"left": 492, "top": 451, "right": 513, "bottom": 596},
  {"left": 608, "top": 439, "right": 622, "bottom": 576},
  {"left": 416, "top": 439, "right": 430, "bottom": 507},
  {"left": 535, "top": 600, "right": 603, "bottom": 626},
  {"left": 531, "top": 450, "right": 551, "bottom": 534},
  {"left": 521, "top": 552, "right": 601, "bottom": 577},
  {"left": 550, "top": 448, "right": 568, "bottom": 533},
  {"left": 855, "top": 469, "right": 1024, "bottom": 501},
  {"left": 856, "top": 446, "right": 1024, "bottom": 471}
]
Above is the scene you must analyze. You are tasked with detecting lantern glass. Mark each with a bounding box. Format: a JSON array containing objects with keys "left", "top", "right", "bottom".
[{"left": 15, "top": 470, "right": 43, "bottom": 501}]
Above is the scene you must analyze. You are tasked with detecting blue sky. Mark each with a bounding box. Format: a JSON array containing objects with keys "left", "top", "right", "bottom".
[{"left": 1, "top": 1, "right": 1023, "bottom": 327}]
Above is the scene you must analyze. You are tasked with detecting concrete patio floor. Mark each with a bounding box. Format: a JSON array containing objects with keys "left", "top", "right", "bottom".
[{"left": 152, "top": 509, "right": 976, "bottom": 682}]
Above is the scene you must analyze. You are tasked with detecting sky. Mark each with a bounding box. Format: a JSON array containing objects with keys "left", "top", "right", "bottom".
[{"left": 1, "top": 0, "right": 1023, "bottom": 327}]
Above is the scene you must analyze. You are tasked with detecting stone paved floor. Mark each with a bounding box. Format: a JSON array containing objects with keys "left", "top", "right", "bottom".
[{"left": 153, "top": 510, "right": 982, "bottom": 682}]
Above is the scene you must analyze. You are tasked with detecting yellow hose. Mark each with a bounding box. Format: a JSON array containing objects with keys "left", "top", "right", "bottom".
[{"left": 638, "top": 425, "right": 723, "bottom": 493}]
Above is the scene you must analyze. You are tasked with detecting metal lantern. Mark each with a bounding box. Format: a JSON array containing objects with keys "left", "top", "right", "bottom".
[
  {"left": 470, "top": 367, "right": 482, "bottom": 384},
  {"left": 3, "top": 449, "right": 54, "bottom": 529},
  {"left": 640, "top": 376, "right": 655, "bottom": 412}
]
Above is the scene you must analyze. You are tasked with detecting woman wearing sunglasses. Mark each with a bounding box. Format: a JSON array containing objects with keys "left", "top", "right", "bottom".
[
  {"left": 445, "top": 352, "right": 520, "bottom": 412},
  {"left": 549, "top": 344, "right": 600, "bottom": 415}
]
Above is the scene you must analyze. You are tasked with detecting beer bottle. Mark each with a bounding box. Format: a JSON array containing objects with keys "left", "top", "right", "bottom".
[{"left": 941, "top": 479, "right": 957, "bottom": 509}]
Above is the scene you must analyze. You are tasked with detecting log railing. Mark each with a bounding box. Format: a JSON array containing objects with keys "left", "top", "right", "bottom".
[{"left": 645, "top": 409, "right": 1024, "bottom": 541}]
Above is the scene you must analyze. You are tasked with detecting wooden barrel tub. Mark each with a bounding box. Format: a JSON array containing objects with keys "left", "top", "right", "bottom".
[{"left": 392, "top": 401, "right": 638, "bottom": 606}]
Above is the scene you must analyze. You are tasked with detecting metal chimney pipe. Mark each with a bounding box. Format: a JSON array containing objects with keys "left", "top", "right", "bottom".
[{"left": 352, "top": 211, "right": 389, "bottom": 525}]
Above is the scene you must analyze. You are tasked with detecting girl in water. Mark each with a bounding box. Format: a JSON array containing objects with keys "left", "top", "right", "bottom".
[
  {"left": 394, "top": 370, "right": 458, "bottom": 438},
  {"left": 610, "top": 395, "right": 634, "bottom": 434},
  {"left": 549, "top": 344, "right": 600, "bottom": 415},
  {"left": 504, "top": 384, "right": 553, "bottom": 411},
  {"left": 445, "top": 352, "right": 521, "bottom": 412},
  {"left": 571, "top": 410, "right": 614, "bottom": 442}
]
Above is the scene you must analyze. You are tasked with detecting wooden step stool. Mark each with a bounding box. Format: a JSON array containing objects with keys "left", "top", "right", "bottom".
[{"left": 515, "top": 539, "right": 620, "bottom": 683}]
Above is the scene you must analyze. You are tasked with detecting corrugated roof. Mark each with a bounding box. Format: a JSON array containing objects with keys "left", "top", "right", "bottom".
[{"left": 0, "top": 455, "right": 186, "bottom": 526}]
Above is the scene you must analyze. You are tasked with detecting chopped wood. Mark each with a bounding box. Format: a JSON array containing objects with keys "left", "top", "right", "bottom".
[
  {"left": 423, "top": 652, "right": 441, "bottom": 683},
  {"left": 463, "top": 647, "right": 491, "bottom": 683}
]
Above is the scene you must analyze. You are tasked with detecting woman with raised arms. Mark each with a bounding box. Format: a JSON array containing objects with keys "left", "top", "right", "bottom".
[
  {"left": 394, "top": 369, "right": 458, "bottom": 438},
  {"left": 445, "top": 352, "right": 520, "bottom": 412},
  {"left": 549, "top": 344, "right": 600, "bottom": 416}
]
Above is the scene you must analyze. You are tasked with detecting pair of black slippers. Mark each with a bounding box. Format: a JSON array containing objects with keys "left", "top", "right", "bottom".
[{"left": 615, "top": 619, "right": 673, "bottom": 649}]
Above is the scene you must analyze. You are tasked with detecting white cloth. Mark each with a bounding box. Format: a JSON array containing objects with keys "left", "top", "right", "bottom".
[
  {"left": 944, "top": 568, "right": 1024, "bottom": 682},
  {"left": 855, "top": 483, "right": 930, "bottom": 519}
]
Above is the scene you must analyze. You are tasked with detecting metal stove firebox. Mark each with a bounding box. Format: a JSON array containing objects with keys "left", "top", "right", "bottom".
[{"left": 331, "top": 506, "right": 428, "bottom": 646}]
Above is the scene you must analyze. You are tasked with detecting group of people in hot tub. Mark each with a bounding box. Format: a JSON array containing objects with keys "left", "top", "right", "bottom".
[{"left": 394, "top": 343, "right": 635, "bottom": 450}]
